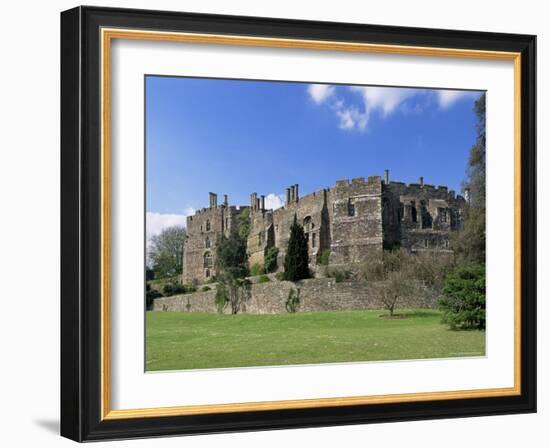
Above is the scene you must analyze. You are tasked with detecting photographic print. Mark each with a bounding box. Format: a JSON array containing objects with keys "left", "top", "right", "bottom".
[
  {"left": 145, "top": 77, "right": 486, "bottom": 372},
  {"left": 61, "top": 8, "right": 536, "bottom": 440}
]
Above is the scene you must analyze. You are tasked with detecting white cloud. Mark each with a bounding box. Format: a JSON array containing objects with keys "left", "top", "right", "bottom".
[
  {"left": 309, "top": 84, "right": 418, "bottom": 132},
  {"left": 146, "top": 207, "right": 195, "bottom": 241},
  {"left": 336, "top": 106, "right": 368, "bottom": 131},
  {"left": 308, "top": 84, "right": 335, "bottom": 104},
  {"left": 350, "top": 86, "right": 418, "bottom": 116},
  {"left": 437, "top": 90, "right": 478, "bottom": 109},
  {"left": 309, "top": 84, "right": 481, "bottom": 132},
  {"left": 264, "top": 193, "right": 285, "bottom": 210}
]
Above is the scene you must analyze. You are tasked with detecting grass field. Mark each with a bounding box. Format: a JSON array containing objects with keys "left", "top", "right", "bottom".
[{"left": 146, "top": 310, "right": 485, "bottom": 371}]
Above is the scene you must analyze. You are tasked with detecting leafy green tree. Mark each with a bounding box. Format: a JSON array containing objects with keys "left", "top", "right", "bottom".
[
  {"left": 264, "top": 246, "right": 279, "bottom": 273},
  {"left": 283, "top": 214, "right": 310, "bottom": 281},
  {"left": 438, "top": 264, "right": 486, "bottom": 330},
  {"left": 453, "top": 93, "right": 486, "bottom": 263},
  {"left": 215, "top": 231, "right": 250, "bottom": 314},
  {"left": 148, "top": 226, "right": 186, "bottom": 278}
]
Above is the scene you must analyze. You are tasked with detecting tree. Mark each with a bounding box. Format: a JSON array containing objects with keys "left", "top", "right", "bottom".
[
  {"left": 264, "top": 246, "right": 279, "bottom": 273},
  {"left": 373, "top": 270, "right": 413, "bottom": 317},
  {"left": 215, "top": 230, "right": 250, "bottom": 314},
  {"left": 439, "top": 264, "right": 486, "bottom": 330},
  {"left": 453, "top": 93, "right": 486, "bottom": 263},
  {"left": 283, "top": 214, "right": 310, "bottom": 281},
  {"left": 148, "top": 226, "right": 186, "bottom": 278}
]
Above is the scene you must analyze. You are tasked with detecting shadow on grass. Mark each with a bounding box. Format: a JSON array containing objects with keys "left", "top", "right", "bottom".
[{"left": 398, "top": 310, "right": 441, "bottom": 319}]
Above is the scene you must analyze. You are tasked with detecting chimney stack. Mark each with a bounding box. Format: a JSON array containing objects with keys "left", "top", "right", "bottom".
[
  {"left": 419, "top": 176, "right": 424, "bottom": 187},
  {"left": 261, "top": 195, "right": 265, "bottom": 211},
  {"left": 209, "top": 192, "right": 218, "bottom": 208},
  {"left": 223, "top": 194, "right": 228, "bottom": 207},
  {"left": 256, "top": 198, "right": 261, "bottom": 211},
  {"left": 294, "top": 184, "right": 299, "bottom": 202},
  {"left": 286, "top": 188, "right": 291, "bottom": 206},
  {"left": 251, "top": 192, "right": 257, "bottom": 210},
  {"left": 384, "top": 169, "right": 389, "bottom": 184}
]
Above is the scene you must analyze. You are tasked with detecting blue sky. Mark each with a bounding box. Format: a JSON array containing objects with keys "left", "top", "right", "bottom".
[{"left": 145, "top": 76, "right": 483, "bottom": 238}]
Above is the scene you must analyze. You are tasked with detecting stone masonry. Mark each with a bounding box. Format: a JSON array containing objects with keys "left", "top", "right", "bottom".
[
  {"left": 154, "top": 277, "right": 436, "bottom": 314},
  {"left": 182, "top": 171, "right": 467, "bottom": 284}
]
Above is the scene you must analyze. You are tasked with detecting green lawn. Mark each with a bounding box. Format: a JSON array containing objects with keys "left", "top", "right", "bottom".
[{"left": 146, "top": 309, "right": 485, "bottom": 371}]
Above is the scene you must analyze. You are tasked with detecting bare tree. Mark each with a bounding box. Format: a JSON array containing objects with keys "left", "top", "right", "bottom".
[{"left": 373, "top": 270, "right": 414, "bottom": 317}]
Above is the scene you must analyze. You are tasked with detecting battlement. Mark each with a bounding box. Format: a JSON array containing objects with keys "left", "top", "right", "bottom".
[{"left": 182, "top": 172, "right": 466, "bottom": 284}]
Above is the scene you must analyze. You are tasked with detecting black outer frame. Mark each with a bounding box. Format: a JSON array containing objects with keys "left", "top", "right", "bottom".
[{"left": 60, "top": 6, "right": 536, "bottom": 442}]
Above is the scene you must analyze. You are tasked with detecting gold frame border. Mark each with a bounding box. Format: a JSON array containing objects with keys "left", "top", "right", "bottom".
[{"left": 100, "top": 28, "right": 522, "bottom": 421}]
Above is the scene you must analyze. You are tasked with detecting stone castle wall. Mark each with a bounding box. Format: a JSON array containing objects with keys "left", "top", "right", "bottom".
[
  {"left": 182, "top": 173, "right": 466, "bottom": 284},
  {"left": 153, "top": 278, "right": 437, "bottom": 314}
]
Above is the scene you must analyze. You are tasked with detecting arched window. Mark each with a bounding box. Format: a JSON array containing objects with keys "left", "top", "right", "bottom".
[
  {"left": 206, "top": 219, "right": 211, "bottom": 231},
  {"left": 205, "top": 237, "right": 210, "bottom": 248},
  {"left": 205, "top": 269, "right": 210, "bottom": 278},
  {"left": 203, "top": 251, "right": 213, "bottom": 268},
  {"left": 303, "top": 216, "right": 312, "bottom": 232}
]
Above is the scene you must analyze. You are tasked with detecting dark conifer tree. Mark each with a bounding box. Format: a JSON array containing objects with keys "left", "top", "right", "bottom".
[{"left": 283, "top": 214, "right": 310, "bottom": 281}]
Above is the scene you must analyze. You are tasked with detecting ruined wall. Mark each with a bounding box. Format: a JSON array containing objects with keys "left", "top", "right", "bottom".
[
  {"left": 382, "top": 179, "right": 466, "bottom": 253},
  {"left": 182, "top": 198, "right": 246, "bottom": 284},
  {"left": 153, "top": 277, "right": 436, "bottom": 314},
  {"left": 273, "top": 187, "right": 330, "bottom": 269},
  {"left": 330, "top": 176, "right": 383, "bottom": 264},
  {"left": 182, "top": 174, "right": 466, "bottom": 285}
]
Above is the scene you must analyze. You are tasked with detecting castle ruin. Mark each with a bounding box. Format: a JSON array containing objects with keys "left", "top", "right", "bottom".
[{"left": 182, "top": 171, "right": 468, "bottom": 284}]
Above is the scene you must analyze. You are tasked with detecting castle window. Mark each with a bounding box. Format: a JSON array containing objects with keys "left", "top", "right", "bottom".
[
  {"left": 424, "top": 239, "right": 429, "bottom": 248},
  {"left": 348, "top": 200, "right": 356, "bottom": 217},
  {"left": 303, "top": 216, "right": 312, "bottom": 232},
  {"left": 312, "top": 232, "right": 317, "bottom": 248},
  {"left": 205, "top": 237, "right": 210, "bottom": 249},
  {"left": 206, "top": 219, "right": 211, "bottom": 231},
  {"left": 205, "top": 269, "right": 210, "bottom": 278},
  {"left": 203, "top": 252, "right": 213, "bottom": 268},
  {"left": 411, "top": 201, "right": 417, "bottom": 223},
  {"left": 445, "top": 239, "right": 449, "bottom": 249}
]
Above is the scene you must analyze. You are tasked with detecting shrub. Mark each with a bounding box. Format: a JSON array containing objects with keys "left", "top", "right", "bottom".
[
  {"left": 185, "top": 284, "right": 197, "bottom": 294},
  {"left": 145, "top": 288, "right": 163, "bottom": 310},
  {"left": 285, "top": 288, "right": 300, "bottom": 313},
  {"left": 317, "top": 249, "right": 331, "bottom": 266},
  {"left": 438, "top": 264, "right": 486, "bottom": 330},
  {"left": 249, "top": 263, "right": 265, "bottom": 277},
  {"left": 201, "top": 286, "right": 211, "bottom": 292},
  {"left": 258, "top": 275, "right": 271, "bottom": 283},
  {"left": 328, "top": 269, "right": 352, "bottom": 283},
  {"left": 275, "top": 272, "right": 286, "bottom": 281},
  {"left": 162, "top": 282, "right": 187, "bottom": 296},
  {"left": 264, "top": 246, "right": 279, "bottom": 273}
]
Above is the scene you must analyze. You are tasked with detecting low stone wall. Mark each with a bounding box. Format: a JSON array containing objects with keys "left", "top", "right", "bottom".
[{"left": 153, "top": 278, "right": 436, "bottom": 314}]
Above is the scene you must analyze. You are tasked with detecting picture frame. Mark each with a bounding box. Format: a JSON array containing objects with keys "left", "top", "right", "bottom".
[{"left": 60, "top": 5, "right": 536, "bottom": 442}]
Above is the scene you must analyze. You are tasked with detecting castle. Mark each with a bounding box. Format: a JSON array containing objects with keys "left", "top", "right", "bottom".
[{"left": 182, "top": 171, "right": 468, "bottom": 284}]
